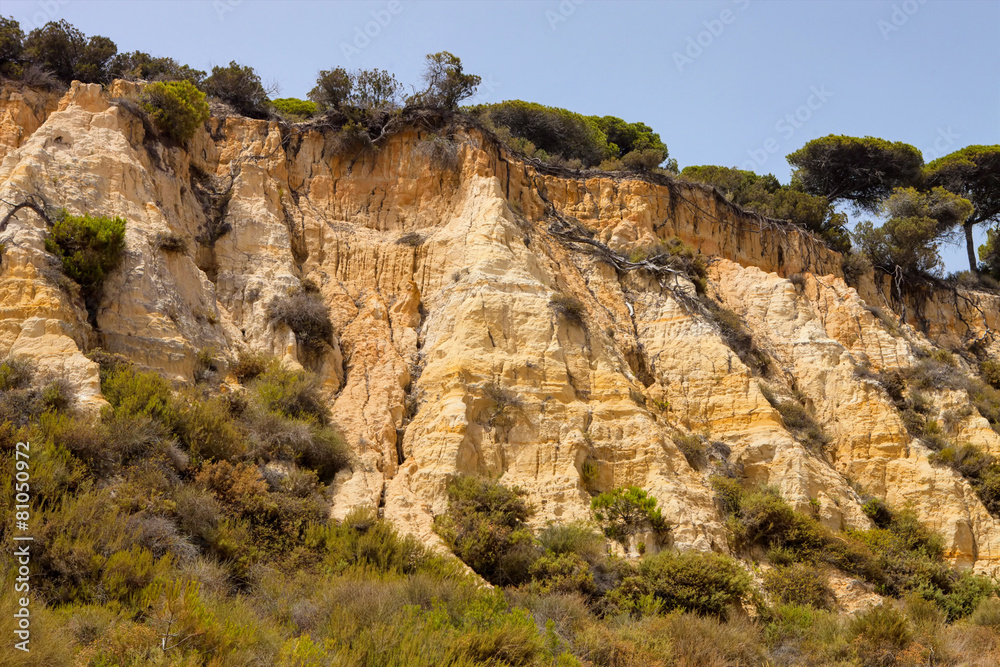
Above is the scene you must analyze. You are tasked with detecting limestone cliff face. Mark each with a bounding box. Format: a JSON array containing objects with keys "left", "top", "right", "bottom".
[{"left": 2, "top": 82, "right": 999, "bottom": 573}]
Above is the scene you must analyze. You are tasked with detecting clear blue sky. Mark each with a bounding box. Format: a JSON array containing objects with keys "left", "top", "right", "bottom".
[{"left": 5, "top": 0, "right": 999, "bottom": 272}]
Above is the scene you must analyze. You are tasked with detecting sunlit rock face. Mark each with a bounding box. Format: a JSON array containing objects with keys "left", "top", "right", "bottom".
[{"left": 2, "top": 81, "right": 998, "bottom": 579}]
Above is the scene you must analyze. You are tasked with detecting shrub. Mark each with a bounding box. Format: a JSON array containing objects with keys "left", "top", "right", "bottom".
[
  {"left": 763, "top": 564, "right": 835, "bottom": 610},
  {"left": 271, "top": 97, "right": 317, "bottom": 121},
  {"left": 140, "top": 79, "right": 210, "bottom": 143},
  {"left": 774, "top": 399, "right": 830, "bottom": 451},
  {"left": 616, "top": 550, "right": 753, "bottom": 618},
  {"left": 156, "top": 233, "right": 188, "bottom": 253},
  {"left": 712, "top": 478, "right": 828, "bottom": 559},
  {"left": 591, "top": 486, "right": 670, "bottom": 548},
  {"left": 673, "top": 433, "right": 707, "bottom": 469},
  {"left": 267, "top": 284, "right": 334, "bottom": 354},
  {"left": 204, "top": 60, "right": 271, "bottom": 118},
  {"left": 45, "top": 211, "right": 126, "bottom": 314},
  {"left": 250, "top": 364, "right": 328, "bottom": 424},
  {"left": 109, "top": 50, "right": 205, "bottom": 84},
  {"left": 843, "top": 251, "right": 874, "bottom": 283},
  {"left": 415, "top": 135, "right": 460, "bottom": 169},
  {"left": 100, "top": 364, "right": 174, "bottom": 422},
  {"left": 0, "top": 355, "right": 34, "bottom": 391},
  {"left": 482, "top": 381, "right": 523, "bottom": 429},
  {"left": 434, "top": 476, "right": 537, "bottom": 586},
  {"left": 174, "top": 394, "right": 245, "bottom": 462},
  {"left": 537, "top": 521, "right": 606, "bottom": 565},
  {"left": 232, "top": 350, "right": 270, "bottom": 384},
  {"left": 475, "top": 100, "right": 613, "bottom": 167},
  {"left": 396, "top": 231, "right": 425, "bottom": 247},
  {"left": 706, "top": 303, "right": 769, "bottom": 375},
  {"left": 621, "top": 148, "right": 665, "bottom": 172},
  {"left": 308, "top": 67, "right": 353, "bottom": 110},
  {"left": 981, "top": 359, "right": 1000, "bottom": 389},
  {"left": 849, "top": 604, "right": 913, "bottom": 666},
  {"left": 549, "top": 293, "right": 586, "bottom": 328}
]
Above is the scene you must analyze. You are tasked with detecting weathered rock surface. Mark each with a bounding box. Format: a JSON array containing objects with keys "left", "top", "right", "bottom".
[{"left": 2, "top": 81, "right": 998, "bottom": 580}]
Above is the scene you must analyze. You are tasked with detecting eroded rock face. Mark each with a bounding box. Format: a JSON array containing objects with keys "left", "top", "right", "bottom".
[{"left": 2, "top": 81, "right": 998, "bottom": 574}]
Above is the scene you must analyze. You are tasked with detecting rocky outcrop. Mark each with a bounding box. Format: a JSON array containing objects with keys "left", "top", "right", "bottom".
[{"left": 2, "top": 81, "right": 998, "bottom": 577}]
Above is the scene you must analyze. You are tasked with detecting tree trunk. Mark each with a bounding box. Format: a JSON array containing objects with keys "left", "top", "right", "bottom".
[{"left": 965, "top": 220, "right": 978, "bottom": 273}]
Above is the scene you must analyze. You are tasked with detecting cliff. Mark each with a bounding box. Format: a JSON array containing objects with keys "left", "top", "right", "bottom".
[{"left": 2, "top": 80, "right": 999, "bottom": 578}]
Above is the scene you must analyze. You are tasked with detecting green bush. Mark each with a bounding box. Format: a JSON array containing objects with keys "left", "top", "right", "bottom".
[
  {"left": 613, "top": 550, "right": 753, "bottom": 618},
  {"left": 591, "top": 486, "right": 670, "bottom": 548},
  {"left": 537, "top": 521, "right": 606, "bottom": 564},
  {"left": 140, "top": 79, "right": 210, "bottom": 143},
  {"left": 232, "top": 350, "right": 270, "bottom": 384},
  {"left": 271, "top": 97, "right": 317, "bottom": 120},
  {"left": 763, "top": 564, "right": 835, "bottom": 610},
  {"left": 250, "top": 364, "right": 328, "bottom": 424},
  {"left": 44, "top": 211, "right": 126, "bottom": 313},
  {"left": 434, "top": 476, "right": 537, "bottom": 586},
  {"left": 22, "top": 19, "right": 116, "bottom": 84},
  {"left": 981, "top": 359, "right": 1000, "bottom": 389},
  {"left": 474, "top": 100, "right": 614, "bottom": 167},
  {"left": 0, "top": 354, "right": 34, "bottom": 390},
  {"left": 204, "top": 60, "right": 270, "bottom": 118},
  {"left": 100, "top": 364, "right": 174, "bottom": 422},
  {"left": 849, "top": 604, "right": 913, "bottom": 666}
]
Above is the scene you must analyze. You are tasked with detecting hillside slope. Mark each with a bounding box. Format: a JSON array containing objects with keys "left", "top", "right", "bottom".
[{"left": 2, "top": 80, "right": 999, "bottom": 579}]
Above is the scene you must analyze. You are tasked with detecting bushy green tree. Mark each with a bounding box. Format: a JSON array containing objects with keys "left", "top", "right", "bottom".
[
  {"left": 44, "top": 212, "right": 126, "bottom": 315},
  {"left": 0, "top": 16, "right": 24, "bottom": 75},
  {"left": 308, "top": 67, "right": 401, "bottom": 113},
  {"left": 308, "top": 67, "right": 352, "bottom": 110},
  {"left": 475, "top": 100, "right": 614, "bottom": 167},
  {"left": 411, "top": 51, "right": 480, "bottom": 109},
  {"left": 204, "top": 61, "right": 270, "bottom": 118},
  {"left": 140, "top": 79, "right": 210, "bottom": 143},
  {"left": 854, "top": 186, "right": 973, "bottom": 276},
  {"left": 22, "top": 19, "right": 117, "bottom": 84},
  {"left": 592, "top": 116, "right": 670, "bottom": 170},
  {"left": 924, "top": 145, "right": 1000, "bottom": 272},
  {"left": 680, "top": 165, "right": 849, "bottom": 252},
  {"left": 787, "top": 135, "right": 923, "bottom": 212}
]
